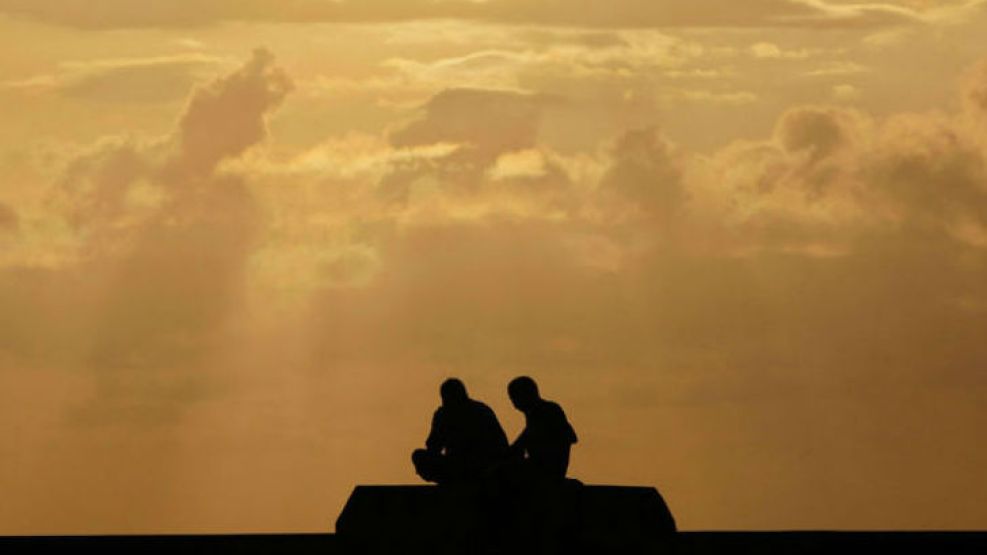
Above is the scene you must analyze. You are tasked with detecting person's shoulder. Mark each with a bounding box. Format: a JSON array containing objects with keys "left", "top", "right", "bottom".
[
  {"left": 543, "top": 399, "right": 565, "bottom": 414},
  {"left": 469, "top": 399, "right": 496, "bottom": 414}
]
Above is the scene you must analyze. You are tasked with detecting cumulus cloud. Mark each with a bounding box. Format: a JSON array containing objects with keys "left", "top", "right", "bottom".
[
  {"left": 177, "top": 48, "right": 292, "bottom": 174},
  {"left": 776, "top": 106, "right": 863, "bottom": 162},
  {"left": 0, "top": 0, "right": 924, "bottom": 29},
  {"left": 866, "top": 113, "right": 987, "bottom": 239},
  {"left": 361, "top": 87, "right": 583, "bottom": 206},
  {"left": 600, "top": 127, "right": 687, "bottom": 222},
  {"left": 3, "top": 49, "right": 291, "bottom": 423},
  {"left": 682, "top": 94, "right": 987, "bottom": 269}
]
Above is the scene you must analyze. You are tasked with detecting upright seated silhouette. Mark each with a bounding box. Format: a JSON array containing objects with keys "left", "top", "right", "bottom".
[
  {"left": 507, "top": 376, "right": 578, "bottom": 480},
  {"left": 412, "top": 378, "right": 509, "bottom": 485}
]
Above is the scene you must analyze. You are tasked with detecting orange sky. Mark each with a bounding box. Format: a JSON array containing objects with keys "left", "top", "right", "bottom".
[{"left": 1, "top": 0, "right": 986, "bottom": 534}]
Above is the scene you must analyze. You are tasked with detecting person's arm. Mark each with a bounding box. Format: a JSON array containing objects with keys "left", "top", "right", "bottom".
[
  {"left": 486, "top": 406, "right": 510, "bottom": 451},
  {"left": 509, "top": 428, "right": 529, "bottom": 459},
  {"left": 425, "top": 409, "right": 445, "bottom": 454},
  {"left": 552, "top": 403, "right": 578, "bottom": 444},
  {"left": 565, "top": 419, "right": 578, "bottom": 445}
]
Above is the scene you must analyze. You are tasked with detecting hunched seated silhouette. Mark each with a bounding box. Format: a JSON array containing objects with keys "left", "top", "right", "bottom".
[{"left": 411, "top": 378, "right": 509, "bottom": 485}]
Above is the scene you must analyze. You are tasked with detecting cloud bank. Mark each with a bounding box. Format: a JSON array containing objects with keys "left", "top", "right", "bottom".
[{"left": 0, "top": 0, "right": 926, "bottom": 29}]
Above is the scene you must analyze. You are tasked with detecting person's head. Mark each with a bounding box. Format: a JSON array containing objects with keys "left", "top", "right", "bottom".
[
  {"left": 440, "top": 378, "right": 469, "bottom": 407},
  {"left": 508, "top": 376, "right": 540, "bottom": 412}
]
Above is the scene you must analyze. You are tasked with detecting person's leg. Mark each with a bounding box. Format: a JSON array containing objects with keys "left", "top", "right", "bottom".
[
  {"left": 523, "top": 451, "right": 573, "bottom": 555},
  {"left": 555, "top": 446, "right": 571, "bottom": 479},
  {"left": 532, "top": 446, "right": 570, "bottom": 481},
  {"left": 482, "top": 457, "right": 527, "bottom": 549}
]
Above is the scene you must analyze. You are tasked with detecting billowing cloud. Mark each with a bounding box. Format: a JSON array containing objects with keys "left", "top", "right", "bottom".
[
  {"left": 692, "top": 100, "right": 987, "bottom": 258},
  {"left": 600, "top": 127, "right": 687, "bottom": 222},
  {"left": 963, "top": 58, "right": 987, "bottom": 116},
  {"left": 3, "top": 49, "right": 291, "bottom": 423},
  {"left": 177, "top": 48, "right": 292, "bottom": 174},
  {"left": 0, "top": 0, "right": 924, "bottom": 29}
]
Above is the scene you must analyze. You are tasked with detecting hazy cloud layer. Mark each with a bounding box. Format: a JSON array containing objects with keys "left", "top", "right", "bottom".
[
  {"left": 0, "top": 0, "right": 929, "bottom": 29},
  {"left": 2, "top": 54, "right": 228, "bottom": 103},
  {"left": 0, "top": 202, "right": 17, "bottom": 232},
  {"left": 2, "top": 36, "right": 987, "bottom": 534}
]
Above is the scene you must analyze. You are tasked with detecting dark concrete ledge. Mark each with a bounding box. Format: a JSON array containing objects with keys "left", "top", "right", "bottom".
[
  {"left": 1, "top": 532, "right": 985, "bottom": 553},
  {"left": 336, "top": 483, "right": 676, "bottom": 553},
  {"left": 0, "top": 534, "right": 339, "bottom": 554},
  {"left": 675, "top": 532, "right": 987, "bottom": 554}
]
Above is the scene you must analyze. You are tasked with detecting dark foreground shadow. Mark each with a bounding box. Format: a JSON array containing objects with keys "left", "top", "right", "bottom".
[
  {"left": 3, "top": 531, "right": 986, "bottom": 554},
  {"left": 335, "top": 483, "right": 676, "bottom": 554}
]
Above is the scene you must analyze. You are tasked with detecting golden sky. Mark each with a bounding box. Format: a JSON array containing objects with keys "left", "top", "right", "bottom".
[{"left": 1, "top": 0, "right": 987, "bottom": 534}]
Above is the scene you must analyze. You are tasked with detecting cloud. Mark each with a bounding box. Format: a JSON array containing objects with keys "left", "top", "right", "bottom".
[
  {"left": 371, "top": 88, "right": 577, "bottom": 204},
  {"left": 381, "top": 50, "right": 528, "bottom": 93},
  {"left": 289, "top": 86, "right": 987, "bottom": 396},
  {"left": 696, "top": 97, "right": 987, "bottom": 258},
  {"left": 963, "top": 58, "right": 987, "bottom": 116},
  {"left": 390, "top": 88, "right": 554, "bottom": 156},
  {"left": 674, "top": 89, "right": 759, "bottom": 106},
  {"left": 480, "top": 0, "right": 920, "bottom": 28},
  {"left": 76, "top": 49, "right": 289, "bottom": 423},
  {"left": 599, "top": 127, "right": 687, "bottom": 222},
  {"left": 776, "top": 106, "right": 863, "bottom": 162},
  {"left": 0, "top": 0, "right": 924, "bottom": 29},
  {"left": 2, "top": 54, "right": 227, "bottom": 103},
  {"left": 250, "top": 66, "right": 987, "bottom": 392},
  {"left": 831, "top": 83, "right": 861, "bottom": 101},
  {"left": 749, "top": 41, "right": 815, "bottom": 59},
  {"left": 865, "top": 113, "right": 987, "bottom": 239},
  {"left": 177, "top": 48, "right": 292, "bottom": 174},
  {"left": 3, "top": 49, "right": 292, "bottom": 424},
  {"left": 803, "top": 60, "right": 870, "bottom": 77}
]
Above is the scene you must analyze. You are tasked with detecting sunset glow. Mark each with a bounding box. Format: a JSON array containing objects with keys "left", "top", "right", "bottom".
[{"left": 1, "top": 1, "right": 986, "bottom": 534}]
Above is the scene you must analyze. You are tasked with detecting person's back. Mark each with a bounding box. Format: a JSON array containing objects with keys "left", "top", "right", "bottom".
[
  {"left": 508, "top": 377, "right": 577, "bottom": 480},
  {"left": 521, "top": 398, "right": 577, "bottom": 475},
  {"left": 428, "top": 397, "right": 509, "bottom": 476}
]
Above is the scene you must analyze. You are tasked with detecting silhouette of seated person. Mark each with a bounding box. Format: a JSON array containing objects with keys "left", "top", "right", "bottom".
[
  {"left": 507, "top": 376, "right": 578, "bottom": 481},
  {"left": 412, "top": 378, "right": 509, "bottom": 485},
  {"left": 495, "top": 377, "right": 580, "bottom": 555}
]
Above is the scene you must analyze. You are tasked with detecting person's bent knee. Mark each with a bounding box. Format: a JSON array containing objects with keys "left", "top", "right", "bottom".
[
  {"left": 413, "top": 449, "right": 446, "bottom": 483},
  {"left": 412, "top": 449, "right": 433, "bottom": 477},
  {"left": 412, "top": 448, "right": 429, "bottom": 465}
]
